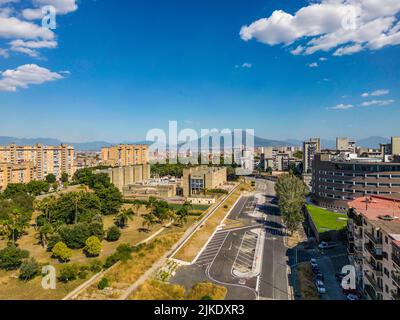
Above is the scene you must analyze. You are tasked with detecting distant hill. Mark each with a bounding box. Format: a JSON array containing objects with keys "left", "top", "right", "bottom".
[{"left": 0, "top": 135, "right": 392, "bottom": 151}]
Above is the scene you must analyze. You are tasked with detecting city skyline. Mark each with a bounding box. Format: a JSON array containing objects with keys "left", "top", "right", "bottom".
[{"left": 1, "top": 0, "right": 400, "bottom": 142}]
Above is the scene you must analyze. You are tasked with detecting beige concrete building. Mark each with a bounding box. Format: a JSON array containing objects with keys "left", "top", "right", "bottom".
[
  {"left": 347, "top": 196, "right": 400, "bottom": 300},
  {"left": 303, "top": 138, "right": 321, "bottom": 174},
  {"left": 0, "top": 144, "right": 74, "bottom": 181},
  {"left": 0, "top": 161, "right": 34, "bottom": 190},
  {"left": 392, "top": 137, "right": 400, "bottom": 156},
  {"left": 182, "top": 166, "right": 227, "bottom": 197},
  {"left": 95, "top": 164, "right": 150, "bottom": 192},
  {"left": 101, "top": 144, "right": 149, "bottom": 167}
]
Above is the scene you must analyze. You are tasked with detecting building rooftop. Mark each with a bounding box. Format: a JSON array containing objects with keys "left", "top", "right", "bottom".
[
  {"left": 348, "top": 195, "right": 400, "bottom": 235},
  {"left": 348, "top": 196, "right": 400, "bottom": 220}
]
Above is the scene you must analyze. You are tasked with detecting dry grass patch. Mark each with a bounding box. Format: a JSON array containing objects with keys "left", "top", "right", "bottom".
[
  {"left": 286, "top": 231, "right": 306, "bottom": 249},
  {"left": 186, "top": 282, "right": 227, "bottom": 300},
  {"left": 173, "top": 184, "right": 247, "bottom": 262},
  {"left": 130, "top": 279, "right": 186, "bottom": 300},
  {"left": 297, "top": 262, "right": 319, "bottom": 300}
]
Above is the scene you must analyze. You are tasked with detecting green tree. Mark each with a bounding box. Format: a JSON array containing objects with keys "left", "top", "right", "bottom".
[
  {"left": 58, "top": 264, "right": 79, "bottom": 282},
  {"left": 52, "top": 242, "right": 72, "bottom": 262},
  {"left": 275, "top": 173, "right": 309, "bottom": 235},
  {"left": 26, "top": 180, "right": 50, "bottom": 196},
  {"left": 106, "top": 226, "right": 121, "bottom": 242},
  {"left": 19, "top": 258, "right": 40, "bottom": 281},
  {"left": 35, "top": 195, "right": 56, "bottom": 223},
  {"left": 175, "top": 202, "right": 192, "bottom": 226},
  {"left": 142, "top": 213, "right": 156, "bottom": 231},
  {"left": 37, "top": 223, "right": 54, "bottom": 247},
  {"left": 0, "top": 245, "right": 29, "bottom": 270},
  {"left": 98, "top": 277, "right": 109, "bottom": 290},
  {"left": 84, "top": 236, "right": 102, "bottom": 257},
  {"left": 61, "top": 172, "right": 69, "bottom": 183},
  {"left": 114, "top": 208, "right": 135, "bottom": 228},
  {"left": 45, "top": 174, "right": 57, "bottom": 183},
  {"left": 3, "top": 183, "right": 27, "bottom": 199},
  {"left": 95, "top": 185, "right": 123, "bottom": 215}
]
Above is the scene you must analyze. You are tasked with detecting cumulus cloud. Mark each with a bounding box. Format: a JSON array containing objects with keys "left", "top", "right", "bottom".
[
  {"left": 360, "top": 99, "right": 395, "bottom": 107},
  {"left": 23, "top": 0, "right": 78, "bottom": 19},
  {"left": 0, "top": 64, "right": 64, "bottom": 92},
  {"left": 361, "top": 89, "right": 390, "bottom": 97},
  {"left": 240, "top": 0, "right": 400, "bottom": 56},
  {"left": 328, "top": 103, "right": 354, "bottom": 110},
  {"left": 9, "top": 39, "right": 57, "bottom": 57},
  {"left": 0, "top": 15, "right": 54, "bottom": 39}
]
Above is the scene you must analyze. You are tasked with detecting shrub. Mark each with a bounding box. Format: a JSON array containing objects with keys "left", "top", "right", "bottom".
[
  {"left": 103, "top": 253, "right": 120, "bottom": 269},
  {"left": 88, "top": 259, "right": 103, "bottom": 273},
  {"left": 106, "top": 226, "right": 121, "bottom": 242},
  {"left": 0, "top": 245, "right": 29, "bottom": 270},
  {"left": 52, "top": 242, "right": 72, "bottom": 262},
  {"left": 58, "top": 264, "right": 79, "bottom": 282},
  {"left": 98, "top": 277, "right": 109, "bottom": 290},
  {"left": 116, "top": 243, "right": 133, "bottom": 262},
  {"left": 47, "top": 234, "right": 62, "bottom": 251},
  {"left": 19, "top": 258, "right": 40, "bottom": 281},
  {"left": 84, "top": 236, "right": 102, "bottom": 257}
]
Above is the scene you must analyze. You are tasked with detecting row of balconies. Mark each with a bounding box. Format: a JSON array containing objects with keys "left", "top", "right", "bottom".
[
  {"left": 365, "top": 231, "right": 383, "bottom": 245},
  {"left": 364, "top": 272, "right": 383, "bottom": 293},
  {"left": 364, "top": 243, "right": 383, "bottom": 260}
]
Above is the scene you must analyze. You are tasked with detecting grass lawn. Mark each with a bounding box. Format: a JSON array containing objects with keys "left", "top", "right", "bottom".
[
  {"left": 306, "top": 204, "right": 348, "bottom": 232},
  {"left": 173, "top": 183, "right": 250, "bottom": 263}
]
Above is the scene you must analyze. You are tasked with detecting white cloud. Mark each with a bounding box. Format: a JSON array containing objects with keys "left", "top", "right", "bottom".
[
  {"left": 0, "top": 64, "right": 64, "bottom": 92},
  {"left": 9, "top": 39, "right": 57, "bottom": 57},
  {"left": 308, "top": 62, "right": 319, "bottom": 68},
  {"left": 240, "top": 0, "right": 400, "bottom": 56},
  {"left": 360, "top": 99, "right": 395, "bottom": 107},
  {"left": 235, "top": 62, "right": 252, "bottom": 69},
  {"left": 361, "top": 89, "right": 390, "bottom": 97},
  {"left": 329, "top": 103, "right": 354, "bottom": 110},
  {"left": 319, "top": 57, "right": 328, "bottom": 61},
  {"left": 0, "top": 48, "right": 8, "bottom": 58},
  {"left": 23, "top": 0, "right": 78, "bottom": 19},
  {"left": 0, "top": 16, "right": 54, "bottom": 39}
]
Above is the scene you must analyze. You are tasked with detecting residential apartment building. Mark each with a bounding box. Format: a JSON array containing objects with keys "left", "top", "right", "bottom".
[
  {"left": 182, "top": 166, "right": 227, "bottom": 197},
  {"left": 0, "top": 162, "right": 34, "bottom": 190},
  {"left": 303, "top": 138, "right": 321, "bottom": 174},
  {"left": 0, "top": 144, "right": 75, "bottom": 182},
  {"left": 347, "top": 195, "right": 400, "bottom": 300},
  {"left": 101, "top": 144, "right": 149, "bottom": 167}
]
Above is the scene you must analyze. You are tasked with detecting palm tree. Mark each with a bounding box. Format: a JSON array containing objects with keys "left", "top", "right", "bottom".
[
  {"left": 142, "top": 213, "right": 156, "bottom": 231},
  {"left": 35, "top": 195, "right": 56, "bottom": 223},
  {"left": 37, "top": 223, "right": 53, "bottom": 247},
  {"left": 175, "top": 202, "right": 193, "bottom": 226},
  {"left": 71, "top": 193, "right": 81, "bottom": 224},
  {"left": 115, "top": 208, "right": 135, "bottom": 228}
]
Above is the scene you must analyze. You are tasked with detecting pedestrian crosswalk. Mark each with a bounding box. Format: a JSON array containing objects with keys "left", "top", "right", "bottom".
[{"left": 194, "top": 230, "right": 229, "bottom": 266}]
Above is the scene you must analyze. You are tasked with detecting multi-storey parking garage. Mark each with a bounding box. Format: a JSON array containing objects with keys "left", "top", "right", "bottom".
[{"left": 312, "top": 153, "right": 400, "bottom": 212}]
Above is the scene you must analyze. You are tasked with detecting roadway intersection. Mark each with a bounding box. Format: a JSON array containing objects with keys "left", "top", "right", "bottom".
[{"left": 171, "top": 179, "right": 291, "bottom": 300}]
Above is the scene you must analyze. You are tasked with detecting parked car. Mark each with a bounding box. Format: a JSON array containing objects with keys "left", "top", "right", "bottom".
[
  {"left": 315, "top": 280, "right": 326, "bottom": 294},
  {"left": 347, "top": 294, "right": 360, "bottom": 301},
  {"left": 315, "top": 273, "right": 324, "bottom": 282},
  {"left": 310, "top": 258, "right": 318, "bottom": 268},
  {"left": 335, "top": 272, "right": 348, "bottom": 282},
  {"left": 318, "top": 241, "right": 337, "bottom": 249}
]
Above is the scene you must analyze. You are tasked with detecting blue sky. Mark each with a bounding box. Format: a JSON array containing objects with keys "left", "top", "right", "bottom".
[{"left": 0, "top": 0, "right": 399, "bottom": 142}]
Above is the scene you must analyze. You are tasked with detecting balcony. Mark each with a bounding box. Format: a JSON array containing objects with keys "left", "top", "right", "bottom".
[
  {"left": 364, "top": 284, "right": 378, "bottom": 300},
  {"left": 393, "top": 254, "right": 400, "bottom": 268},
  {"left": 365, "top": 231, "right": 383, "bottom": 245},
  {"left": 364, "top": 259, "right": 383, "bottom": 277},
  {"left": 364, "top": 272, "right": 383, "bottom": 293},
  {"left": 365, "top": 243, "right": 383, "bottom": 260},
  {"left": 391, "top": 289, "right": 400, "bottom": 300},
  {"left": 392, "top": 271, "right": 400, "bottom": 287}
]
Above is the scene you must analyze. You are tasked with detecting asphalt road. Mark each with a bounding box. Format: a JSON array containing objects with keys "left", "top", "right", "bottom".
[{"left": 171, "top": 179, "right": 290, "bottom": 300}]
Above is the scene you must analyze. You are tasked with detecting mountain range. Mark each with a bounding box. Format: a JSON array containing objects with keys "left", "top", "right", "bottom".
[{"left": 0, "top": 135, "right": 391, "bottom": 151}]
